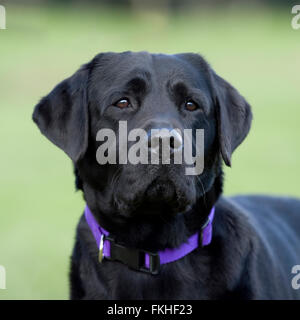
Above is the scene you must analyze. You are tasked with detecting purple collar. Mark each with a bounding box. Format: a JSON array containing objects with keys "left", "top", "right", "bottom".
[{"left": 84, "top": 205, "right": 215, "bottom": 275}]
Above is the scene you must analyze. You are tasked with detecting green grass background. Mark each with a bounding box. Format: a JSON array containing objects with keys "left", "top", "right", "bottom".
[{"left": 0, "top": 3, "right": 299, "bottom": 299}]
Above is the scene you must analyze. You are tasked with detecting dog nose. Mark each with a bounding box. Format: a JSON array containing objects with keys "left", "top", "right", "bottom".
[{"left": 147, "top": 128, "right": 183, "bottom": 153}]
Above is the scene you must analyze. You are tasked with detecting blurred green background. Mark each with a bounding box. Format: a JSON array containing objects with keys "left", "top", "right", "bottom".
[{"left": 0, "top": 0, "right": 299, "bottom": 299}]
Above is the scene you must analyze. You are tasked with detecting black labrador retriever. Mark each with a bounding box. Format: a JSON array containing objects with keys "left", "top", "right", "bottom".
[{"left": 32, "top": 51, "right": 300, "bottom": 299}]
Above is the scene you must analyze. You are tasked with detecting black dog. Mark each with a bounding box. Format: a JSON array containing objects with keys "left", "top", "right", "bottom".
[{"left": 33, "top": 51, "right": 300, "bottom": 299}]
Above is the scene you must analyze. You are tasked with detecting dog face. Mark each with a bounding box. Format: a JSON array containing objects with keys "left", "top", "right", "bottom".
[{"left": 33, "top": 51, "right": 252, "bottom": 222}]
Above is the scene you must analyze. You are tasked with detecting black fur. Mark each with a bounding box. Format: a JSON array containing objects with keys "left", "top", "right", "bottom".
[{"left": 33, "top": 51, "right": 300, "bottom": 299}]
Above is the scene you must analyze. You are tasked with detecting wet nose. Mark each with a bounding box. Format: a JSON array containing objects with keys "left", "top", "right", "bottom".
[{"left": 147, "top": 128, "right": 183, "bottom": 153}]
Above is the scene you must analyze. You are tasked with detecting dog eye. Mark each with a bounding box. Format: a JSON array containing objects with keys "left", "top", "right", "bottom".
[
  {"left": 185, "top": 100, "right": 198, "bottom": 111},
  {"left": 114, "top": 98, "right": 130, "bottom": 109}
]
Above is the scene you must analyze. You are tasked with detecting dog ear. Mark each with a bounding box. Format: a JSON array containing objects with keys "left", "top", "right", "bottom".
[
  {"left": 174, "top": 53, "right": 252, "bottom": 167},
  {"left": 32, "top": 64, "right": 90, "bottom": 162},
  {"left": 212, "top": 72, "right": 252, "bottom": 167}
]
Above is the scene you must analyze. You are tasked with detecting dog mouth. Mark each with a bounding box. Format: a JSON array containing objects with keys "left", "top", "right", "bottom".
[
  {"left": 144, "top": 178, "right": 177, "bottom": 203},
  {"left": 118, "top": 177, "right": 192, "bottom": 217},
  {"left": 112, "top": 165, "right": 196, "bottom": 218}
]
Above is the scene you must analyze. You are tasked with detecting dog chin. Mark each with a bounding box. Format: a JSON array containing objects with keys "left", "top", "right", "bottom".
[{"left": 114, "top": 179, "right": 194, "bottom": 218}]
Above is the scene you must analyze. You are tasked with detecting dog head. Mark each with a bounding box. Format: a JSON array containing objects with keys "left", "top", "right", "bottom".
[{"left": 33, "top": 51, "right": 252, "bottom": 223}]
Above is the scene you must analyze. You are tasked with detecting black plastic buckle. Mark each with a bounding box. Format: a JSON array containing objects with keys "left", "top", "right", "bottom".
[{"left": 103, "top": 235, "right": 160, "bottom": 275}]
